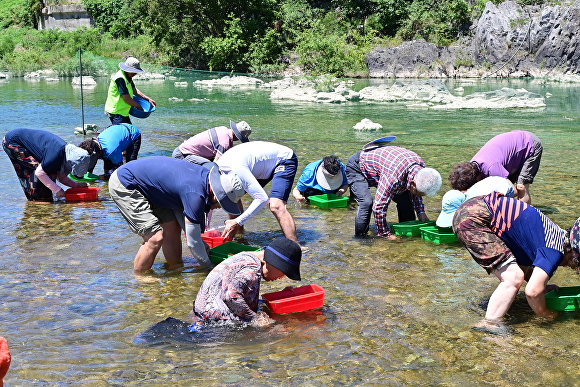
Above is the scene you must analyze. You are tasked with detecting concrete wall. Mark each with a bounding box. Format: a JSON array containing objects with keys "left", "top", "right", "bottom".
[{"left": 39, "top": 3, "right": 94, "bottom": 31}]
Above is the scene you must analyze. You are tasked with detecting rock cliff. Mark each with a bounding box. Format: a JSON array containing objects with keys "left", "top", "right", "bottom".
[{"left": 365, "top": 0, "right": 580, "bottom": 78}]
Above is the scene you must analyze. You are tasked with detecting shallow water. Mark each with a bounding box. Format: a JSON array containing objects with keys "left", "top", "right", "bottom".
[{"left": 1, "top": 75, "right": 580, "bottom": 385}]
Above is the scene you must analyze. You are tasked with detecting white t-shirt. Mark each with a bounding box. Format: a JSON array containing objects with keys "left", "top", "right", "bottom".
[{"left": 216, "top": 141, "right": 294, "bottom": 225}]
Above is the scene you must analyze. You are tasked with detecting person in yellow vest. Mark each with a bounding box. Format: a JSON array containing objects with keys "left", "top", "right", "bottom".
[{"left": 104, "top": 56, "right": 156, "bottom": 125}]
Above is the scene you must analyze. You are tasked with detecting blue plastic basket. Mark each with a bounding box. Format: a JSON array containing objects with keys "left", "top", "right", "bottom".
[{"left": 129, "top": 95, "right": 156, "bottom": 118}]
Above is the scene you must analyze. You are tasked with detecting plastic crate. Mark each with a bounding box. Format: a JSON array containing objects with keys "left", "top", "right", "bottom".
[
  {"left": 201, "top": 230, "right": 231, "bottom": 248},
  {"left": 68, "top": 172, "right": 99, "bottom": 182},
  {"left": 390, "top": 220, "right": 436, "bottom": 237},
  {"left": 129, "top": 95, "right": 156, "bottom": 118},
  {"left": 420, "top": 226, "right": 458, "bottom": 244},
  {"left": 208, "top": 242, "right": 261, "bottom": 264},
  {"left": 308, "top": 193, "right": 348, "bottom": 209},
  {"left": 545, "top": 286, "right": 580, "bottom": 311},
  {"left": 262, "top": 284, "right": 325, "bottom": 314},
  {"left": 65, "top": 187, "right": 100, "bottom": 201}
]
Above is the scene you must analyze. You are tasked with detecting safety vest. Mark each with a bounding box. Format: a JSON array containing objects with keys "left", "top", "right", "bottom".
[{"left": 104, "top": 70, "right": 134, "bottom": 116}]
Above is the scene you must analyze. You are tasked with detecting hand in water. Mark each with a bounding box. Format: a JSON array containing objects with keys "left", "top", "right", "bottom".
[{"left": 251, "top": 311, "right": 274, "bottom": 327}]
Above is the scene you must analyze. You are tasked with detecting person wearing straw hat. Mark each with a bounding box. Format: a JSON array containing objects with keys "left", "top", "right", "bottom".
[
  {"left": 346, "top": 138, "right": 442, "bottom": 239},
  {"left": 292, "top": 155, "right": 348, "bottom": 203},
  {"left": 2, "top": 128, "right": 91, "bottom": 202},
  {"left": 190, "top": 237, "right": 302, "bottom": 328},
  {"left": 109, "top": 156, "right": 245, "bottom": 272},
  {"left": 104, "top": 56, "right": 156, "bottom": 125},
  {"left": 453, "top": 192, "right": 580, "bottom": 332},
  {"left": 172, "top": 120, "right": 252, "bottom": 166}
]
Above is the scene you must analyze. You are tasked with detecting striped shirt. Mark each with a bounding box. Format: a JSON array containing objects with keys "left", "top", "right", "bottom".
[
  {"left": 360, "top": 146, "right": 425, "bottom": 236},
  {"left": 482, "top": 192, "right": 565, "bottom": 275}
]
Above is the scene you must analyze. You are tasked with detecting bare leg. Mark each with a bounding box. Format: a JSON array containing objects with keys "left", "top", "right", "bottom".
[
  {"left": 134, "top": 229, "right": 164, "bottom": 273},
  {"left": 484, "top": 263, "right": 525, "bottom": 320},
  {"left": 269, "top": 198, "right": 298, "bottom": 243},
  {"left": 160, "top": 219, "right": 184, "bottom": 270}
]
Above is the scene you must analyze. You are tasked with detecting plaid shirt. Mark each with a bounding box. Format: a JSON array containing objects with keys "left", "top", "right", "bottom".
[{"left": 360, "top": 146, "right": 425, "bottom": 236}]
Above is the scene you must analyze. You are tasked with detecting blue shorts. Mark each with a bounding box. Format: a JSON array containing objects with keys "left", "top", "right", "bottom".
[{"left": 257, "top": 154, "right": 297, "bottom": 202}]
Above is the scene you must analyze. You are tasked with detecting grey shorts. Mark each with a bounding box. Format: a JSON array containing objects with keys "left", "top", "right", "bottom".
[
  {"left": 172, "top": 147, "right": 212, "bottom": 165},
  {"left": 511, "top": 132, "right": 542, "bottom": 185},
  {"left": 109, "top": 170, "right": 176, "bottom": 236}
]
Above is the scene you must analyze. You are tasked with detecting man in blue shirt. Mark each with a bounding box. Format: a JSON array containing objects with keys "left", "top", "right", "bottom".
[
  {"left": 292, "top": 155, "right": 348, "bottom": 202},
  {"left": 108, "top": 156, "right": 245, "bottom": 273}
]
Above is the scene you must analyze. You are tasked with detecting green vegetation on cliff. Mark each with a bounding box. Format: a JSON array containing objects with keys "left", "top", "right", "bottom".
[{"left": 0, "top": 0, "right": 545, "bottom": 76}]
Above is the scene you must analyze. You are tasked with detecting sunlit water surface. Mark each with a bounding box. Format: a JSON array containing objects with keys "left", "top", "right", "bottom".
[{"left": 1, "top": 75, "right": 580, "bottom": 386}]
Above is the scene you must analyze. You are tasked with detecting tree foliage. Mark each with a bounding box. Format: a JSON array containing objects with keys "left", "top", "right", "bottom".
[{"left": 0, "top": 0, "right": 487, "bottom": 74}]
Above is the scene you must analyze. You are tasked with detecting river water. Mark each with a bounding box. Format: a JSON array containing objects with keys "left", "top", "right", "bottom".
[{"left": 1, "top": 74, "right": 580, "bottom": 386}]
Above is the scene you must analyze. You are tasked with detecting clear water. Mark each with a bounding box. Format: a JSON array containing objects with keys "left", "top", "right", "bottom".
[{"left": 1, "top": 75, "right": 580, "bottom": 386}]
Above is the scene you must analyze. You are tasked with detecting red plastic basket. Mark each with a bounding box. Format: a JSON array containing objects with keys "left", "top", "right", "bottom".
[
  {"left": 65, "top": 187, "right": 100, "bottom": 201},
  {"left": 262, "top": 284, "right": 325, "bottom": 314},
  {"left": 201, "top": 230, "right": 231, "bottom": 248}
]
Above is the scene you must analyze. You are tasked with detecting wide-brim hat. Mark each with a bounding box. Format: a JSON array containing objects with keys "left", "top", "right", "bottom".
[
  {"left": 316, "top": 162, "right": 343, "bottom": 191},
  {"left": 436, "top": 190, "right": 468, "bottom": 228},
  {"left": 230, "top": 120, "right": 251, "bottom": 143},
  {"left": 119, "top": 57, "right": 144, "bottom": 73},
  {"left": 208, "top": 167, "right": 244, "bottom": 215},
  {"left": 264, "top": 237, "right": 302, "bottom": 280},
  {"left": 64, "top": 144, "right": 90, "bottom": 177},
  {"left": 363, "top": 136, "right": 397, "bottom": 151}
]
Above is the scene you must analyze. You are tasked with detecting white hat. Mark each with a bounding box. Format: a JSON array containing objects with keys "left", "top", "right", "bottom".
[
  {"left": 316, "top": 162, "right": 343, "bottom": 191},
  {"left": 208, "top": 168, "right": 245, "bottom": 215},
  {"left": 230, "top": 120, "right": 251, "bottom": 143},
  {"left": 119, "top": 57, "right": 144, "bottom": 73},
  {"left": 436, "top": 190, "right": 468, "bottom": 228}
]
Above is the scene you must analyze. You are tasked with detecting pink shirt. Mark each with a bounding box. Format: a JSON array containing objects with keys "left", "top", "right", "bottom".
[{"left": 178, "top": 126, "right": 234, "bottom": 160}]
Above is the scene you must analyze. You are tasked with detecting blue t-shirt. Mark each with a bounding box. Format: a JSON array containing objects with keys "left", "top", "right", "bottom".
[
  {"left": 4, "top": 128, "right": 66, "bottom": 173},
  {"left": 483, "top": 193, "right": 565, "bottom": 277},
  {"left": 116, "top": 156, "right": 210, "bottom": 227},
  {"left": 98, "top": 124, "right": 141, "bottom": 164},
  {"left": 295, "top": 159, "right": 348, "bottom": 193}
]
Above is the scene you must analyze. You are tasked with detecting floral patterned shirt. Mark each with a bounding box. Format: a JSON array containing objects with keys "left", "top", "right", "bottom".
[{"left": 193, "top": 252, "right": 262, "bottom": 323}]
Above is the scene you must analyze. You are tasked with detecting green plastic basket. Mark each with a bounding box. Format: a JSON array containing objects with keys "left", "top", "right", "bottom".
[
  {"left": 208, "top": 242, "right": 261, "bottom": 264},
  {"left": 68, "top": 172, "right": 99, "bottom": 182},
  {"left": 545, "top": 286, "right": 580, "bottom": 311},
  {"left": 419, "top": 226, "right": 459, "bottom": 244},
  {"left": 390, "top": 220, "right": 436, "bottom": 237},
  {"left": 308, "top": 193, "right": 348, "bottom": 209}
]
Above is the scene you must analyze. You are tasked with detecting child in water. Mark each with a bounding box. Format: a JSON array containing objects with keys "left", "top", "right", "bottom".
[{"left": 190, "top": 237, "right": 302, "bottom": 328}]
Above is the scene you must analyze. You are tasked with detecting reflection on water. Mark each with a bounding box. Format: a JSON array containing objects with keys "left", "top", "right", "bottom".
[{"left": 1, "top": 76, "right": 580, "bottom": 385}]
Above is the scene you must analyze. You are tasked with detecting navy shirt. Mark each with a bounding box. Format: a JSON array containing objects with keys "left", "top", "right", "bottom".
[
  {"left": 4, "top": 128, "right": 67, "bottom": 174},
  {"left": 116, "top": 156, "right": 211, "bottom": 227}
]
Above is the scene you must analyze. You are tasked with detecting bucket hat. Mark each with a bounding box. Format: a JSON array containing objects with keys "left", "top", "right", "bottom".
[
  {"left": 436, "top": 190, "right": 468, "bottom": 228},
  {"left": 264, "top": 237, "right": 302, "bottom": 280},
  {"left": 208, "top": 168, "right": 245, "bottom": 215},
  {"left": 119, "top": 56, "right": 144, "bottom": 73},
  {"left": 363, "top": 136, "right": 397, "bottom": 151},
  {"left": 230, "top": 120, "right": 251, "bottom": 143},
  {"left": 316, "top": 161, "right": 343, "bottom": 191},
  {"left": 64, "top": 144, "right": 90, "bottom": 177}
]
